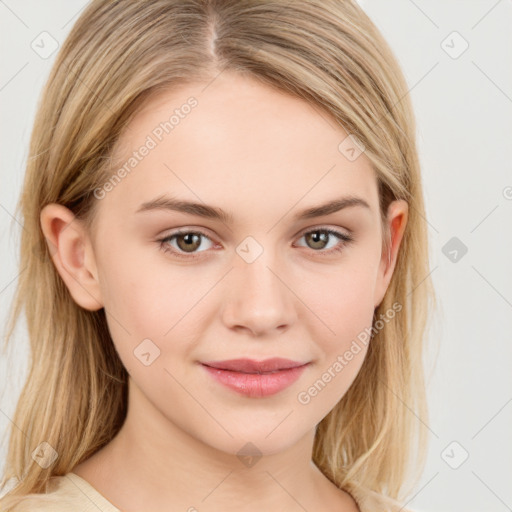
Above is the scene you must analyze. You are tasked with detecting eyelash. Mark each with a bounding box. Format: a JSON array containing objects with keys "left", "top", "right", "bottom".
[{"left": 157, "top": 227, "right": 354, "bottom": 261}]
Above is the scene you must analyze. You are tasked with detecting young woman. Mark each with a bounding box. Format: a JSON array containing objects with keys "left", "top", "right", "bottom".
[{"left": 0, "top": 1, "right": 436, "bottom": 510}]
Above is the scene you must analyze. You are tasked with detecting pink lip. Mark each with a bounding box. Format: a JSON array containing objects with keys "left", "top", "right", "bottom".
[{"left": 200, "top": 358, "right": 310, "bottom": 398}]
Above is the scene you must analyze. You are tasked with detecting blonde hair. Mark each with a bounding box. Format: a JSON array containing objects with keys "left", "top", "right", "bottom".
[{"left": 1, "top": 0, "right": 436, "bottom": 510}]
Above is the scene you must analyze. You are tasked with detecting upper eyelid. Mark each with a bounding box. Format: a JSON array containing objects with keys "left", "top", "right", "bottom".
[
  {"left": 298, "top": 224, "right": 352, "bottom": 236},
  {"left": 159, "top": 224, "right": 351, "bottom": 244}
]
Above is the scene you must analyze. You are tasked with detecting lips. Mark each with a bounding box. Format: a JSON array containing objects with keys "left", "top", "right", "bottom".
[
  {"left": 200, "top": 358, "right": 310, "bottom": 397},
  {"left": 201, "top": 357, "right": 307, "bottom": 374}
]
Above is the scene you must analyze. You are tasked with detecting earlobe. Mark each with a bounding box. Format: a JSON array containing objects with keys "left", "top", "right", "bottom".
[
  {"left": 373, "top": 200, "right": 408, "bottom": 308},
  {"left": 40, "top": 204, "right": 104, "bottom": 311}
]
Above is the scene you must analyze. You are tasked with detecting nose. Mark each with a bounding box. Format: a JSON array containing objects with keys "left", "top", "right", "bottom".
[{"left": 221, "top": 251, "right": 297, "bottom": 337}]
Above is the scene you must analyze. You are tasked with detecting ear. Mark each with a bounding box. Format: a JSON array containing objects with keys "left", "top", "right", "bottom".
[
  {"left": 373, "top": 199, "right": 408, "bottom": 308},
  {"left": 40, "top": 203, "right": 104, "bottom": 311}
]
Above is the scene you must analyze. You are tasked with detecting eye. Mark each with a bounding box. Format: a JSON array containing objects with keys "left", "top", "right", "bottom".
[
  {"left": 295, "top": 227, "right": 354, "bottom": 256},
  {"left": 158, "top": 229, "right": 216, "bottom": 260},
  {"left": 157, "top": 227, "right": 354, "bottom": 260}
]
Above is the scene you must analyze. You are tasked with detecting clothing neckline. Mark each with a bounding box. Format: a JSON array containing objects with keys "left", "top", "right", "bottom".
[
  {"left": 65, "top": 471, "right": 369, "bottom": 512},
  {"left": 64, "top": 472, "right": 122, "bottom": 511}
]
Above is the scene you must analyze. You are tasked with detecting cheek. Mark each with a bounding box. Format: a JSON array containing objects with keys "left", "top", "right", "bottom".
[
  {"left": 295, "top": 256, "right": 379, "bottom": 405},
  {"left": 96, "top": 245, "right": 209, "bottom": 367},
  {"left": 301, "top": 260, "right": 378, "bottom": 341},
  {"left": 97, "top": 237, "right": 180, "bottom": 329},
  {"left": 337, "top": 269, "right": 376, "bottom": 331},
  {"left": 295, "top": 269, "right": 376, "bottom": 409}
]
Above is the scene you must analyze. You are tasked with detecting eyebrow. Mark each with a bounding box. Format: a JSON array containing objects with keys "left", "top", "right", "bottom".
[{"left": 135, "top": 194, "right": 371, "bottom": 223}]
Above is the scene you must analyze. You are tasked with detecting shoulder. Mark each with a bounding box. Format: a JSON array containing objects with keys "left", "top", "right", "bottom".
[
  {"left": 348, "top": 485, "right": 410, "bottom": 512},
  {"left": 7, "top": 473, "right": 121, "bottom": 512}
]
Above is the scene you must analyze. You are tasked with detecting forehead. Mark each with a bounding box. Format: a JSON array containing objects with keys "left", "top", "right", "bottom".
[{"left": 97, "top": 72, "right": 379, "bottom": 226}]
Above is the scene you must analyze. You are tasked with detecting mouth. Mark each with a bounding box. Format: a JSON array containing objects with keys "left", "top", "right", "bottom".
[
  {"left": 200, "top": 358, "right": 310, "bottom": 397},
  {"left": 200, "top": 357, "right": 308, "bottom": 373}
]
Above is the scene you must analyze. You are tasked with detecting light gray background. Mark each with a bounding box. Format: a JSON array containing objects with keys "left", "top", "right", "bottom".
[{"left": 1, "top": 1, "right": 511, "bottom": 511}]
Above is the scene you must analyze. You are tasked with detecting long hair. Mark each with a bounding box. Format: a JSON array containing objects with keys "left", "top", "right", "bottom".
[{"left": 0, "top": 1, "right": 436, "bottom": 509}]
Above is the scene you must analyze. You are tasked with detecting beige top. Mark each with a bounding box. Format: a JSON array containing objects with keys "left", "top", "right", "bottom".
[
  {"left": 10, "top": 472, "right": 407, "bottom": 512},
  {"left": 12, "top": 472, "right": 121, "bottom": 511}
]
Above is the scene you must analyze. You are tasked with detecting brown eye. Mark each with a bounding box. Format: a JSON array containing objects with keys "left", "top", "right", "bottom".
[
  {"left": 175, "top": 232, "right": 202, "bottom": 253},
  {"left": 297, "top": 228, "right": 353, "bottom": 255},
  {"left": 158, "top": 230, "right": 214, "bottom": 259},
  {"left": 304, "top": 231, "right": 330, "bottom": 250}
]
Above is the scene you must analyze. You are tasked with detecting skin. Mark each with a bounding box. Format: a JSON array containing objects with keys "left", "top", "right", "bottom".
[{"left": 40, "top": 71, "right": 407, "bottom": 512}]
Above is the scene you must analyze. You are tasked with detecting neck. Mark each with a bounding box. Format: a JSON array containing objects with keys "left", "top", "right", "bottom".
[{"left": 73, "top": 377, "right": 356, "bottom": 512}]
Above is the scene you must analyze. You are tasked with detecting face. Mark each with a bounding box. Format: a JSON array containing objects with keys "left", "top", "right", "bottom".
[{"left": 42, "top": 71, "right": 407, "bottom": 457}]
